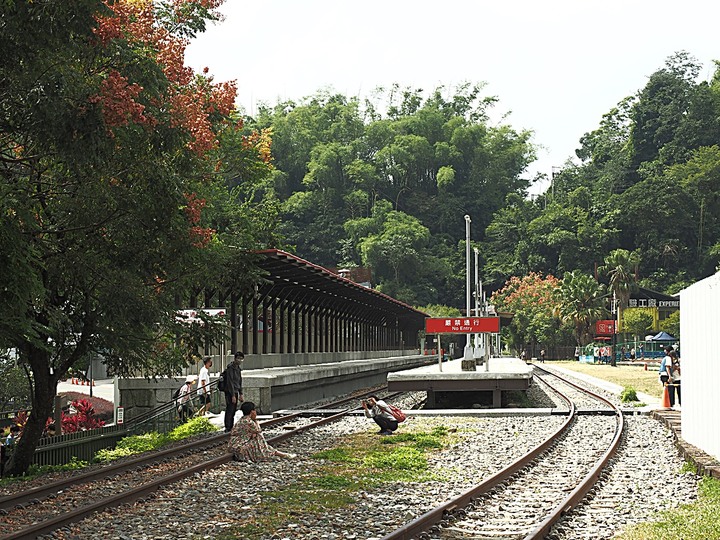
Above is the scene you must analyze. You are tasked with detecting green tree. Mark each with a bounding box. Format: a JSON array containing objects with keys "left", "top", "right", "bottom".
[
  {"left": 598, "top": 249, "right": 640, "bottom": 366},
  {"left": 626, "top": 52, "right": 702, "bottom": 188},
  {"left": 255, "top": 84, "right": 535, "bottom": 302},
  {"left": 0, "top": 351, "right": 30, "bottom": 411},
  {"left": 0, "top": 0, "right": 269, "bottom": 475},
  {"left": 556, "top": 271, "right": 607, "bottom": 346},
  {"left": 659, "top": 311, "right": 680, "bottom": 339},
  {"left": 598, "top": 249, "right": 640, "bottom": 312},
  {"left": 359, "top": 211, "right": 430, "bottom": 284},
  {"left": 622, "top": 308, "right": 655, "bottom": 341}
]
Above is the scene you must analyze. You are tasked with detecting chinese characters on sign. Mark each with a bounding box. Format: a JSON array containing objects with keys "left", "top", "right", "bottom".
[
  {"left": 628, "top": 298, "right": 679, "bottom": 308},
  {"left": 595, "top": 320, "right": 616, "bottom": 336},
  {"left": 425, "top": 317, "right": 500, "bottom": 334}
]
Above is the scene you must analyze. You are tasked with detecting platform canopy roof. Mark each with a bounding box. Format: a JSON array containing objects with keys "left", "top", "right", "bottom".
[{"left": 253, "top": 249, "right": 428, "bottom": 325}]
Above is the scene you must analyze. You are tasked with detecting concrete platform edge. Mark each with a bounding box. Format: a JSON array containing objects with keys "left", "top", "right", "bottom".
[{"left": 652, "top": 410, "right": 720, "bottom": 480}]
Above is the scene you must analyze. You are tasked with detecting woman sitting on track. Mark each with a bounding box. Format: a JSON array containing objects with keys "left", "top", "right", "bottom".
[{"left": 228, "top": 401, "right": 296, "bottom": 461}]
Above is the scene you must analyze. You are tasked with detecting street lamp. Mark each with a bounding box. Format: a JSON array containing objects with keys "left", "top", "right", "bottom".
[{"left": 464, "top": 215, "right": 473, "bottom": 360}]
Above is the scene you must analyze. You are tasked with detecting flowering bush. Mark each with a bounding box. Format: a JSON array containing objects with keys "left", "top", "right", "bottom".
[
  {"left": 11, "top": 396, "right": 109, "bottom": 435},
  {"left": 61, "top": 399, "right": 105, "bottom": 433}
]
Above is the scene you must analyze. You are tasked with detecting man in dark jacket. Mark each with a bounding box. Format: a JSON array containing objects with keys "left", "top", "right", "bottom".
[{"left": 224, "top": 351, "right": 244, "bottom": 432}]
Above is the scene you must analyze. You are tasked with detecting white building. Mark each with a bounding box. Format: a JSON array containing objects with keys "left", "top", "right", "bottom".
[{"left": 679, "top": 271, "right": 720, "bottom": 461}]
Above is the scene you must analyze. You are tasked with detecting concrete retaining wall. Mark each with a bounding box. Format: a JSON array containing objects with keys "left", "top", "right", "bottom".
[{"left": 117, "top": 351, "right": 429, "bottom": 420}]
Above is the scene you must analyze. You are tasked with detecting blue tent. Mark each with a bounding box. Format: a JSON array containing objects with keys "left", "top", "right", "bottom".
[{"left": 650, "top": 331, "right": 676, "bottom": 341}]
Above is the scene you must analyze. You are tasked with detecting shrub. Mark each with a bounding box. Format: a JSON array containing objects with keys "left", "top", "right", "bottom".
[
  {"left": 94, "top": 416, "right": 217, "bottom": 463},
  {"left": 59, "top": 392, "right": 114, "bottom": 422},
  {"left": 620, "top": 386, "right": 639, "bottom": 402},
  {"left": 167, "top": 416, "right": 217, "bottom": 441}
]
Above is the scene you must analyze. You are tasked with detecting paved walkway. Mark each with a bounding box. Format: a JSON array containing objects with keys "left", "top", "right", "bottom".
[{"left": 57, "top": 378, "right": 115, "bottom": 403}]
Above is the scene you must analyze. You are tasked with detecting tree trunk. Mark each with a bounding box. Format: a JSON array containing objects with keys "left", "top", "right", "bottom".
[{"left": 4, "top": 346, "right": 56, "bottom": 476}]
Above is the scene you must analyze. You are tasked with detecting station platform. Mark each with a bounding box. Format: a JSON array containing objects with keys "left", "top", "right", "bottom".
[
  {"left": 240, "top": 354, "right": 432, "bottom": 412},
  {"left": 387, "top": 357, "right": 533, "bottom": 407}
]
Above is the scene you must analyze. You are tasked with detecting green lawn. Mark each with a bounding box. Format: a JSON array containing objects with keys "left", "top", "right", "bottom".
[{"left": 546, "top": 360, "right": 663, "bottom": 398}]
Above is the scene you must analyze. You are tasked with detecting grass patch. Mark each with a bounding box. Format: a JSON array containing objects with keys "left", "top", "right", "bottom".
[
  {"left": 547, "top": 360, "right": 663, "bottom": 398},
  {"left": 0, "top": 456, "right": 89, "bottom": 486},
  {"left": 617, "top": 476, "right": 720, "bottom": 540},
  {"left": 95, "top": 416, "right": 218, "bottom": 462},
  {"left": 215, "top": 425, "right": 454, "bottom": 540}
]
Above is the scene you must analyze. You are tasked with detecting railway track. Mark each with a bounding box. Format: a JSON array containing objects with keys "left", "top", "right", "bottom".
[
  {"left": 0, "top": 387, "right": 402, "bottom": 540},
  {"left": 0, "top": 368, "right": 629, "bottom": 540},
  {"left": 380, "top": 366, "right": 624, "bottom": 540}
]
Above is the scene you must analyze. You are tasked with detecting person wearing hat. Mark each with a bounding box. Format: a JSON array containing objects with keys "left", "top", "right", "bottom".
[
  {"left": 177, "top": 375, "right": 197, "bottom": 423},
  {"left": 224, "top": 352, "right": 245, "bottom": 433}
]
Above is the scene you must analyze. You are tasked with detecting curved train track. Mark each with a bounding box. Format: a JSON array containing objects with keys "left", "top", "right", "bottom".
[
  {"left": 0, "top": 388, "right": 402, "bottom": 540},
  {"left": 380, "top": 365, "right": 624, "bottom": 540},
  {"left": 0, "top": 366, "right": 627, "bottom": 540}
]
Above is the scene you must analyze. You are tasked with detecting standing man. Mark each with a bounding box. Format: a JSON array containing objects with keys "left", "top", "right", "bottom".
[
  {"left": 224, "top": 351, "right": 244, "bottom": 433},
  {"left": 197, "top": 356, "right": 212, "bottom": 416}
]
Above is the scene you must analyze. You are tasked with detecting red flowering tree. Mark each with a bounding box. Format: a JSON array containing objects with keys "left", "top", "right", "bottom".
[
  {"left": 0, "top": 0, "right": 273, "bottom": 475},
  {"left": 491, "top": 273, "right": 571, "bottom": 356}
]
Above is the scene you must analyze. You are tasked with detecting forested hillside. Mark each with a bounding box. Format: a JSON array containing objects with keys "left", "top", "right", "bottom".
[{"left": 245, "top": 52, "right": 720, "bottom": 309}]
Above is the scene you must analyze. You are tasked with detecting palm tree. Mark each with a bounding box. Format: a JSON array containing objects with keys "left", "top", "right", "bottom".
[
  {"left": 598, "top": 249, "right": 641, "bottom": 365},
  {"left": 556, "top": 271, "right": 608, "bottom": 346}
]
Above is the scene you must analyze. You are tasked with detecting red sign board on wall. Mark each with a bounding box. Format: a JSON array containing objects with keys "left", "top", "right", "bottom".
[
  {"left": 425, "top": 317, "right": 500, "bottom": 334},
  {"left": 595, "top": 319, "right": 616, "bottom": 335}
]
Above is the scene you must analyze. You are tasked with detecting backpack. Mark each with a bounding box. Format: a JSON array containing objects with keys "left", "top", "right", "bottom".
[
  {"left": 386, "top": 404, "right": 406, "bottom": 423},
  {"left": 217, "top": 369, "right": 227, "bottom": 393},
  {"left": 173, "top": 385, "right": 183, "bottom": 400}
]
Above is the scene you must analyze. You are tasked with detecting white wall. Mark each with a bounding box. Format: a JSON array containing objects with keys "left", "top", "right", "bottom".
[{"left": 680, "top": 271, "right": 720, "bottom": 461}]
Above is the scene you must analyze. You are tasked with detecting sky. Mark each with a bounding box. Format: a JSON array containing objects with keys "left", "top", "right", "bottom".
[{"left": 185, "top": 0, "right": 720, "bottom": 196}]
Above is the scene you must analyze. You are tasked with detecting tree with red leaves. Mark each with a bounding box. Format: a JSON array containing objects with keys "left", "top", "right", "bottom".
[
  {"left": 0, "top": 0, "right": 273, "bottom": 475},
  {"left": 491, "top": 273, "right": 571, "bottom": 357}
]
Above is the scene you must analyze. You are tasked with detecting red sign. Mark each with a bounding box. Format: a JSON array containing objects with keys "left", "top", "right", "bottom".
[
  {"left": 595, "top": 319, "right": 616, "bottom": 335},
  {"left": 425, "top": 317, "right": 500, "bottom": 334}
]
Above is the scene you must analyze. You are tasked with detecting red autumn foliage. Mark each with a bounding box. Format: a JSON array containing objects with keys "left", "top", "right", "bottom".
[
  {"left": 183, "top": 192, "right": 206, "bottom": 224},
  {"left": 88, "top": 70, "right": 156, "bottom": 129},
  {"left": 91, "top": 0, "right": 237, "bottom": 155},
  {"left": 189, "top": 226, "right": 215, "bottom": 248},
  {"left": 493, "top": 272, "right": 560, "bottom": 310},
  {"left": 183, "top": 192, "right": 215, "bottom": 247}
]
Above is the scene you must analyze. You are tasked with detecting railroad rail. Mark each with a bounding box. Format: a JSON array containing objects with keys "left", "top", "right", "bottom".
[
  {"left": 0, "top": 388, "right": 403, "bottom": 540},
  {"left": 380, "top": 365, "right": 624, "bottom": 540}
]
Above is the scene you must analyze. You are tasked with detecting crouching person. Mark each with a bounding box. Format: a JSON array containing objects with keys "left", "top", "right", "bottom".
[{"left": 362, "top": 395, "right": 398, "bottom": 436}]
